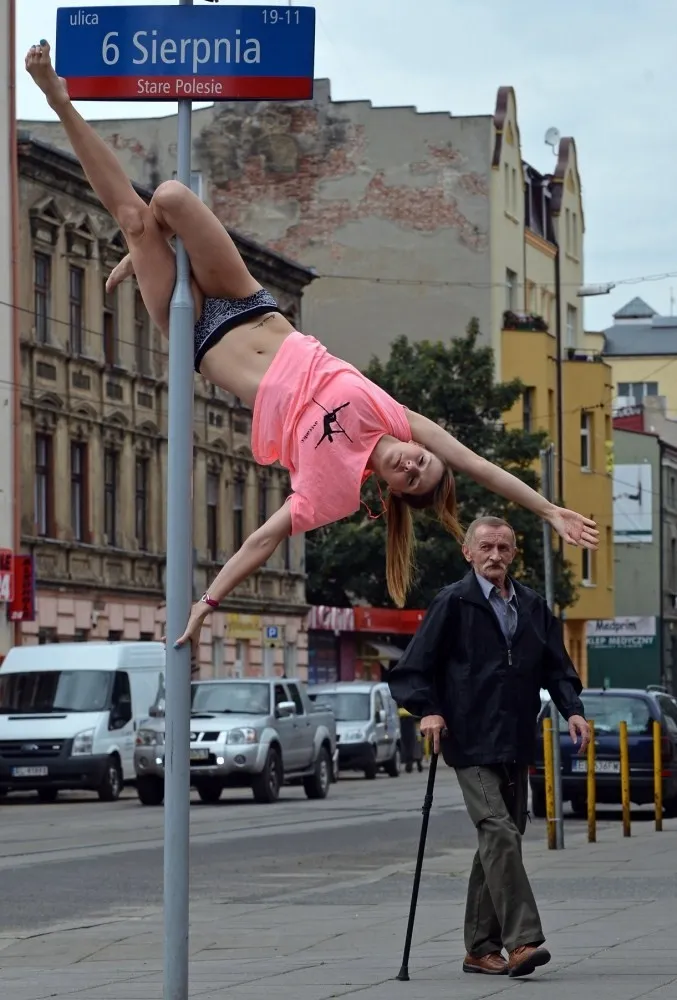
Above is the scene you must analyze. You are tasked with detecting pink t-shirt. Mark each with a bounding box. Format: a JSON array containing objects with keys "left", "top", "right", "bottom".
[{"left": 252, "top": 331, "right": 412, "bottom": 535}]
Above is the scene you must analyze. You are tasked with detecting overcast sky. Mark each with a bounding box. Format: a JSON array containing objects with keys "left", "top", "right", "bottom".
[{"left": 16, "top": 0, "right": 677, "bottom": 332}]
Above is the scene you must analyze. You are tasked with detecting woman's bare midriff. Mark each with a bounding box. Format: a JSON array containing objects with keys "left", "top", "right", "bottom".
[{"left": 198, "top": 312, "right": 295, "bottom": 408}]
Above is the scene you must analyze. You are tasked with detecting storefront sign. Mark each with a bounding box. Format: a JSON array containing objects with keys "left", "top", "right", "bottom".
[
  {"left": 0, "top": 549, "right": 13, "bottom": 603},
  {"left": 586, "top": 617, "right": 656, "bottom": 648},
  {"left": 225, "top": 612, "right": 262, "bottom": 640},
  {"left": 307, "top": 605, "right": 355, "bottom": 632},
  {"left": 7, "top": 555, "right": 36, "bottom": 621},
  {"left": 354, "top": 607, "right": 425, "bottom": 634}
]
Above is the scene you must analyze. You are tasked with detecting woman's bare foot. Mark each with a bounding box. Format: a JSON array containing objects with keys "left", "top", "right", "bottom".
[
  {"left": 25, "top": 41, "right": 69, "bottom": 109},
  {"left": 106, "top": 254, "right": 135, "bottom": 294}
]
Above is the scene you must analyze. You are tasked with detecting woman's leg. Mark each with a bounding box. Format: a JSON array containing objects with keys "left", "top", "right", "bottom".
[
  {"left": 105, "top": 179, "right": 263, "bottom": 304},
  {"left": 149, "top": 180, "right": 262, "bottom": 300},
  {"left": 25, "top": 42, "right": 180, "bottom": 334}
]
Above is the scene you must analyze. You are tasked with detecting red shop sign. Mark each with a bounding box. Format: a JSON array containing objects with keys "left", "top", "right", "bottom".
[
  {"left": 0, "top": 549, "right": 13, "bottom": 604},
  {"left": 8, "top": 555, "right": 36, "bottom": 622},
  {"left": 354, "top": 607, "right": 426, "bottom": 635}
]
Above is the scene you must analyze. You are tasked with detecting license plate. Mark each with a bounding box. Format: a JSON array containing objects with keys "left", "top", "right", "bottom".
[
  {"left": 11, "top": 766, "right": 49, "bottom": 777},
  {"left": 572, "top": 759, "right": 621, "bottom": 774},
  {"left": 190, "top": 749, "right": 209, "bottom": 761}
]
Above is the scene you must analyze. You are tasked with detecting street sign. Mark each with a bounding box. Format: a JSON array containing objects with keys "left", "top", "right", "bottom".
[
  {"left": 0, "top": 550, "right": 14, "bottom": 604},
  {"left": 8, "top": 555, "right": 35, "bottom": 621},
  {"left": 265, "top": 625, "right": 279, "bottom": 640},
  {"left": 55, "top": 5, "right": 316, "bottom": 101}
]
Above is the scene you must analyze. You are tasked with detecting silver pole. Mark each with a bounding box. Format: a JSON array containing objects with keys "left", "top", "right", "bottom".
[
  {"left": 164, "top": 1, "right": 194, "bottom": 997},
  {"left": 540, "top": 445, "right": 564, "bottom": 849}
]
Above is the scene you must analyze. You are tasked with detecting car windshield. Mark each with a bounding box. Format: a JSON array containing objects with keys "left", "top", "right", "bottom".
[
  {"left": 556, "top": 694, "right": 652, "bottom": 735},
  {"left": 190, "top": 682, "right": 271, "bottom": 716},
  {"left": 310, "top": 692, "right": 371, "bottom": 722},
  {"left": 0, "top": 670, "right": 113, "bottom": 714}
]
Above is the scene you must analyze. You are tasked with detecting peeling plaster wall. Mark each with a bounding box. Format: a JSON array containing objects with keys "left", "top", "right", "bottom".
[{"left": 22, "top": 82, "right": 494, "bottom": 367}]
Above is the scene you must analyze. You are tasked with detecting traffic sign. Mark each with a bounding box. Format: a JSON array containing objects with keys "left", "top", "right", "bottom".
[
  {"left": 55, "top": 5, "right": 316, "bottom": 101},
  {"left": 265, "top": 625, "right": 279, "bottom": 640}
]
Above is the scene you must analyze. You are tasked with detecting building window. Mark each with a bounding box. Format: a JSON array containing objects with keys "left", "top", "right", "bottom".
[
  {"left": 34, "top": 253, "right": 51, "bottom": 345},
  {"left": 617, "top": 381, "right": 659, "bottom": 403},
  {"left": 104, "top": 449, "right": 119, "bottom": 546},
  {"left": 566, "top": 304, "right": 578, "bottom": 349},
  {"left": 70, "top": 441, "right": 88, "bottom": 542},
  {"left": 523, "top": 388, "right": 534, "bottom": 433},
  {"left": 582, "top": 547, "right": 593, "bottom": 585},
  {"left": 504, "top": 163, "right": 509, "bottom": 207},
  {"left": 233, "top": 477, "right": 245, "bottom": 552},
  {"left": 171, "top": 169, "right": 204, "bottom": 200},
  {"left": 258, "top": 478, "right": 268, "bottom": 527},
  {"left": 134, "top": 289, "right": 152, "bottom": 376},
  {"left": 606, "top": 526, "right": 613, "bottom": 584},
  {"left": 572, "top": 212, "right": 578, "bottom": 256},
  {"left": 234, "top": 639, "right": 249, "bottom": 678},
  {"left": 283, "top": 534, "right": 291, "bottom": 572},
  {"left": 565, "top": 208, "right": 571, "bottom": 252},
  {"left": 580, "top": 411, "right": 592, "bottom": 470},
  {"left": 511, "top": 168, "right": 517, "bottom": 214},
  {"left": 69, "top": 266, "right": 85, "bottom": 355},
  {"left": 35, "top": 433, "right": 53, "bottom": 537},
  {"left": 671, "top": 537, "right": 677, "bottom": 590},
  {"left": 207, "top": 471, "right": 219, "bottom": 561},
  {"left": 505, "top": 269, "right": 518, "bottom": 311},
  {"left": 670, "top": 475, "right": 677, "bottom": 510},
  {"left": 103, "top": 281, "right": 118, "bottom": 366},
  {"left": 135, "top": 456, "right": 149, "bottom": 551}
]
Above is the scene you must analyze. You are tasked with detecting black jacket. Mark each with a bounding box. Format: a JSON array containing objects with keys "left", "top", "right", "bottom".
[{"left": 388, "top": 571, "right": 584, "bottom": 768}]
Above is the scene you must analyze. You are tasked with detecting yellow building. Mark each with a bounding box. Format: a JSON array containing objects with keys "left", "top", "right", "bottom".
[
  {"left": 585, "top": 297, "right": 677, "bottom": 417},
  {"left": 502, "top": 323, "right": 614, "bottom": 682}
]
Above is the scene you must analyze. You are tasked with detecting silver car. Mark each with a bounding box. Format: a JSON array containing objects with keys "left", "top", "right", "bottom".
[
  {"left": 308, "top": 681, "right": 401, "bottom": 779},
  {"left": 134, "top": 678, "right": 338, "bottom": 805}
]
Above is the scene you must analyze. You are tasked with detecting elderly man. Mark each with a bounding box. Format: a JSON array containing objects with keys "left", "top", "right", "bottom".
[{"left": 389, "top": 516, "right": 589, "bottom": 979}]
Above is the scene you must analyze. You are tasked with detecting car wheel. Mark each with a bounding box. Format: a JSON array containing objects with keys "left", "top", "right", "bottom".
[
  {"left": 137, "top": 775, "right": 164, "bottom": 806},
  {"left": 364, "top": 748, "right": 377, "bottom": 780},
  {"left": 252, "top": 748, "right": 282, "bottom": 804},
  {"left": 570, "top": 796, "right": 587, "bottom": 819},
  {"left": 37, "top": 788, "right": 59, "bottom": 803},
  {"left": 304, "top": 747, "right": 331, "bottom": 800},
  {"left": 98, "top": 756, "right": 123, "bottom": 802},
  {"left": 196, "top": 780, "right": 223, "bottom": 804},
  {"left": 531, "top": 785, "right": 546, "bottom": 818},
  {"left": 385, "top": 745, "right": 401, "bottom": 778},
  {"left": 664, "top": 795, "right": 677, "bottom": 819}
]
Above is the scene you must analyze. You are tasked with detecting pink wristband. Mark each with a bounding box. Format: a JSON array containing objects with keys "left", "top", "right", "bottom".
[{"left": 201, "top": 593, "right": 219, "bottom": 609}]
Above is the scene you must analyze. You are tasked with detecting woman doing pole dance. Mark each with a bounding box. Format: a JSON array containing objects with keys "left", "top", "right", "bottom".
[{"left": 27, "top": 42, "right": 598, "bottom": 652}]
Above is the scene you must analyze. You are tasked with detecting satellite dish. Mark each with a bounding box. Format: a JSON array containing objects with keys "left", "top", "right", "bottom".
[{"left": 544, "top": 127, "right": 560, "bottom": 152}]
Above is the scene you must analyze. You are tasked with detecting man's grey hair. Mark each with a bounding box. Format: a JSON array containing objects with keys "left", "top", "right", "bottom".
[{"left": 464, "top": 516, "right": 516, "bottom": 546}]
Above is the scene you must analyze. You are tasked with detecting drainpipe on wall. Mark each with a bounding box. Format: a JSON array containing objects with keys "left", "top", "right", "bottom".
[
  {"left": 659, "top": 439, "right": 665, "bottom": 687},
  {"left": 8, "top": 0, "right": 21, "bottom": 647}
]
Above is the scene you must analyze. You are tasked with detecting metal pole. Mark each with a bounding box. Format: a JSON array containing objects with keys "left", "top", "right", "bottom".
[
  {"left": 542, "top": 716, "right": 556, "bottom": 850},
  {"left": 620, "top": 720, "right": 631, "bottom": 837},
  {"left": 164, "top": 2, "right": 195, "bottom": 998},
  {"left": 554, "top": 244, "right": 565, "bottom": 579},
  {"left": 540, "top": 446, "right": 564, "bottom": 848},
  {"left": 587, "top": 719, "right": 596, "bottom": 843},
  {"left": 653, "top": 719, "right": 663, "bottom": 832}
]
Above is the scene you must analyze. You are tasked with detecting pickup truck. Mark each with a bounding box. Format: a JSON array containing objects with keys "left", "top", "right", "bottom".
[{"left": 133, "top": 677, "right": 338, "bottom": 805}]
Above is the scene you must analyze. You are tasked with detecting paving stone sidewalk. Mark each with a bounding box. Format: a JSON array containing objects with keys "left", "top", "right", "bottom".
[{"left": 2, "top": 816, "right": 677, "bottom": 999}]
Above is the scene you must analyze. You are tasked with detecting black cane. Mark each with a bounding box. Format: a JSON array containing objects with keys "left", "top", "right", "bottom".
[{"left": 396, "top": 751, "right": 439, "bottom": 982}]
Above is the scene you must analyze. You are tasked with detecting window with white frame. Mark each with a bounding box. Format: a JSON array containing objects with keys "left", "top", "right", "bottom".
[
  {"left": 566, "top": 304, "right": 578, "bottom": 348},
  {"left": 617, "top": 381, "right": 658, "bottom": 403},
  {"left": 505, "top": 269, "right": 518, "bottom": 311},
  {"left": 172, "top": 170, "right": 204, "bottom": 201},
  {"left": 580, "top": 411, "right": 592, "bottom": 470},
  {"left": 582, "top": 547, "right": 593, "bottom": 585}
]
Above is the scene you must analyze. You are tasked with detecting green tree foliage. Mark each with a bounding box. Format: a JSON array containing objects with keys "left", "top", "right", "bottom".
[{"left": 305, "top": 319, "right": 576, "bottom": 609}]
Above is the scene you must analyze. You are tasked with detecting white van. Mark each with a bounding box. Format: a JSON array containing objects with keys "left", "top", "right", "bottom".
[{"left": 0, "top": 642, "right": 165, "bottom": 803}]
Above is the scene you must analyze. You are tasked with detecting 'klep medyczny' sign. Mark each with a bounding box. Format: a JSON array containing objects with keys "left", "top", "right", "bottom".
[{"left": 586, "top": 617, "right": 656, "bottom": 649}]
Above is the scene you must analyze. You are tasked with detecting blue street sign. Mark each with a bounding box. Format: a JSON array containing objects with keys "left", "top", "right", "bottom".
[
  {"left": 265, "top": 626, "right": 279, "bottom": 640},
  {"left": 55, "top": 5, "right": 316, "bottom": 102}
]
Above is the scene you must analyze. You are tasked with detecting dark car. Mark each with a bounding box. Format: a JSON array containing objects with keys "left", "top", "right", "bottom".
[{"left": 530, "top": 687, "right": 677, "bottom": 819}]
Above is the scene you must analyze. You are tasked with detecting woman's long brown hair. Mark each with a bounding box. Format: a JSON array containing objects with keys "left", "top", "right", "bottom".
[{"left": 384, "top": 465, "right": 464, "bottom": 608}]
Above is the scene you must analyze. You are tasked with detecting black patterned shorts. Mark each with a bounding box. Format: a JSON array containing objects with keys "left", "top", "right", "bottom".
[{"left": 193, "top": 288, "right": 279, "bottom": 373}]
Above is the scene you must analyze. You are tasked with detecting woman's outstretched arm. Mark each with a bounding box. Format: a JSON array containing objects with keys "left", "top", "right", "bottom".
[
  {"left": 407, "top": 410, "right": 599, "bottom": 548},
  {"left": 174, "top": 504, "right": 293, "bottom": 653}
]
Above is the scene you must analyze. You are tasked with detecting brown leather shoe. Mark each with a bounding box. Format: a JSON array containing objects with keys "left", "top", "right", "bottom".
[
  {"left": 508, "top": 944, "right": 551, "bottom": 977},
  {"left": 462, "top": 951, "right": 508, "bottom": 975}
]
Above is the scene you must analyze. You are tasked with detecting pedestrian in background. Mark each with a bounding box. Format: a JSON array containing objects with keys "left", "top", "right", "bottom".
[
  {"left": 389, "top": 516, "right": 590, "bottom": 978},
  {"left": 398, "top": 707, "right": 423, "bottom": 773}
]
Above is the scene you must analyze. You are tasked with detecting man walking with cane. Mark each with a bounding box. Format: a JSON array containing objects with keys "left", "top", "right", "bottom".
[{"left": 388, "top": 516, "right": 590, "bottom": 978}]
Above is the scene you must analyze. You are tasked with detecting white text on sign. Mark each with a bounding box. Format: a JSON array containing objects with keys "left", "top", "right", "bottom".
[{"left": 102, "top": 30, "right": 262, "bottom": 74}]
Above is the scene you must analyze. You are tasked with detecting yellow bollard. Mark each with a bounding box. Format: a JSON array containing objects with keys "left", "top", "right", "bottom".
[
  {"left": 543, "top": 717, "right": 557, "bottom": 849},
  {"left": 587, "top": 719, "right": 596, "bottom": 844},
  {"left": 619, "top": 720, "right": 631, "bottom": 837},
  {"left": 653, "top": 719, "right": 663, "bottom": 832}
]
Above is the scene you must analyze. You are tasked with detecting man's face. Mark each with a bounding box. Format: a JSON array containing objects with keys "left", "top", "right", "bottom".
[{"left": 462, "top": 524, "right": 516, "bottom": 587}]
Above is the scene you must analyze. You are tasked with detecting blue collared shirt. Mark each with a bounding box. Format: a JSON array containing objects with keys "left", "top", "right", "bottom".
[{"left": 475, "top": 570, "right": 519, "bottom": 645}]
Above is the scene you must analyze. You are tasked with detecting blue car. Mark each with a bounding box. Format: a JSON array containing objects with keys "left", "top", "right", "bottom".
[{"left": 529, "top": 688, "right": 677, "bottom": 819}]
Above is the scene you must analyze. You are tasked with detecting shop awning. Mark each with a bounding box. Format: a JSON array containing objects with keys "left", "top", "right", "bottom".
[{"left": 365, "top": 642, "right": 405, "bottom": 665}]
